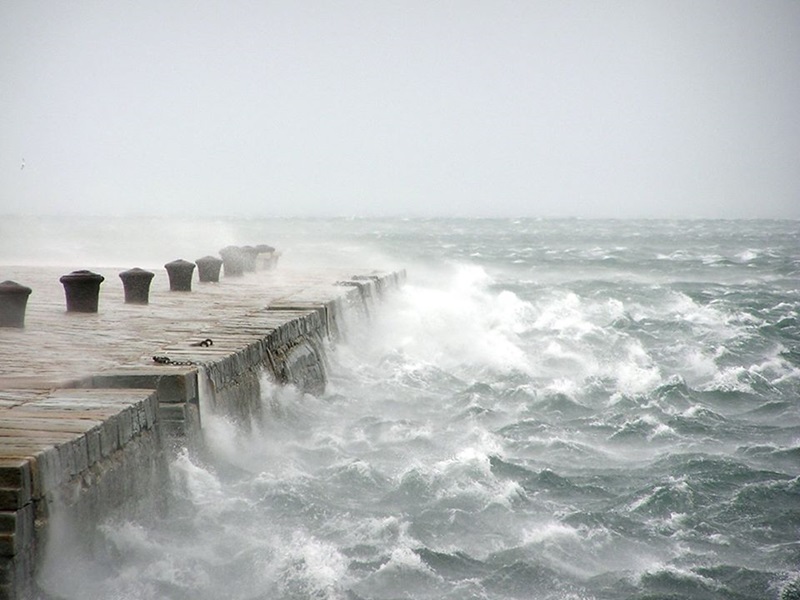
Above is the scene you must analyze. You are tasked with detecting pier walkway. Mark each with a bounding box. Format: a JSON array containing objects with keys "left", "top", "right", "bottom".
[
  {"left": 1, "top": 264, "right": 369, "bottom": 387},
  {"left": 0, "top": 261, "right": 404, "bottom": 599}
]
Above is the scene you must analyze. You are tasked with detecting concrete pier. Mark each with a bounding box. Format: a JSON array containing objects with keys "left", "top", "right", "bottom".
[{"left": 0, "top": 262, "right": 405, "bottom": 599}]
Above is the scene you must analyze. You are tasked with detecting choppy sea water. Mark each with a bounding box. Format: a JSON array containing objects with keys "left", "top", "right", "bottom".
[{"left": 10, "top": 217, "right": 799, "bottom": 600}]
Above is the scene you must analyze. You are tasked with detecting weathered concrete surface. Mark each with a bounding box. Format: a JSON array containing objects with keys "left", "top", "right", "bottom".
[
  {"left": 0, "top": 264, "right": 385, "bottom": 386},
  {"left": 0, "top": 388, "right": 163, "bottom": 599},
  {"left": 0, "top": 263, "right": 405, "bottom": 599}
]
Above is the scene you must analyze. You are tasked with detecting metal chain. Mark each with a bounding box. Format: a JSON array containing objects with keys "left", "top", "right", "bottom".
[
  {"left": 152, "top": 338, "right": 212, "bottom": 365},
  {"left": 152, "top": 356, "right": 196, "bottom": 366}
]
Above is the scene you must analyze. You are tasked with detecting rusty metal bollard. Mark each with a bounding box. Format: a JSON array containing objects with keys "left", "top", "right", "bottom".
[
  {"left": 164, "top": 259, "right": 195, "bottom": 292},
  {"left": 219, "top": 246, "right": 244, "bottom": 277},
  {"left": 0, "top": 280, "right": 33, "bottom": 327},
  {"left": 255, "top": 244, "right": 275, "bottom": 270},
  {"left": 240, "top": 246, "right": 258, "bottom": 272},
  {"left": 195, "top": 255, "right": 223, "bottom": 282},
  {"left": 119, "top": 268, "right": 155, "bottom": 304},
  {"left": 60, "top": 270, "right": 105, "bottom": 313},
  {"left": 255, "top": 244, "right": 278, "bottom": 270}
]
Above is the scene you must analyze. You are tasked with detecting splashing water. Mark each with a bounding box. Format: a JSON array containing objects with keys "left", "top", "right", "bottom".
[{"left": 29, "top": 218, "right": 800, "bottom": 600}]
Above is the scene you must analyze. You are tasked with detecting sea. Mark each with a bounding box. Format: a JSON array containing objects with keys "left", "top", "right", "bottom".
[{"left": 3, "top": 216, "right": 799, "bottom": 600}]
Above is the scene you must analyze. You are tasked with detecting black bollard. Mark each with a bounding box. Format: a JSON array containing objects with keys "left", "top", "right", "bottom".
[
  {"left": 60, "top": 270, "right": 105, "bottom": 313},
  {"left": 219, "top": 246, "right": 244, "bottom": 277},
  {"left": 240, "top": 246, "right": 258, "bottom": 272},
  {"left": 119, "top": 267, "right": 155, "bottom": 304},
  {"left": 255, "top": 244, "right": 276, "bottom": 270},
  {"left": 164, "top": 259, "right": 195, "bottom": 292},
  {"left": 195, "top": 255, "right": 224, "bottom": 282},
  {"left": 0, "top": 280, "right": 33, "bottom": 327}
]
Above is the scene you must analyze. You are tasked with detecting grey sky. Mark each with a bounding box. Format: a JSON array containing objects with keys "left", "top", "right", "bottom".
[{"left": 1, "top": 1, "right": 798, "bottom": 218}]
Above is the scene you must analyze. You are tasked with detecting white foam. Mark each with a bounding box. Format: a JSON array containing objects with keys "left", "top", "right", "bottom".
[
  {"left": 532, "top": 292, "right": 599, "bottom": 337},
  {"left": 364, "top": 263, "right": 534, "bottom": 374},
  {"left": 679, "top": 347, "right": 720, "bottom": 385},
  {"left": 169, "top": 449, "right": 225, "bottom": 506},
  {"left": 545, "top": 378, "right": 582, "bottom": 397},
  {"left": 274, "top": 532, "right": 349, "bottom": 599},
  {"left": 200, "top": 412, "right": 242, "bottom": 466},
  {"left": 707, "top": 365, "right": 753, "bottom": 392},
  {"left": 736, "top": 249, "right": 759, "bottom": 262},
  {"left": 345, "top": 515, "right": 413, "bottom": 548},
  {"left": 378, "top": 547, "right": 432, "bottom": 574},
  {"left": 611, "top": 341, "right": 663, "bottom": 397}
]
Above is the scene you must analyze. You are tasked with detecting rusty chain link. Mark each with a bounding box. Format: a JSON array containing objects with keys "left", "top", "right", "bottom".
[
  {"left": 152, "top": 338, "right": 213, "bottom": 366},
  {"left": 152, "top": 356, "right": 196, "bottom": 366}
]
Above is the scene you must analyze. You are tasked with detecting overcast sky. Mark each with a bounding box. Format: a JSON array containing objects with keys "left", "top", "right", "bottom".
[{"left": 1, "top": 1, "right": 798, "bottom": 218}]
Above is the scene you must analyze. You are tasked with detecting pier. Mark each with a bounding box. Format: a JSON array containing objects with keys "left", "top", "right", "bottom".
[{"left": 0, "top": 258, "right": 404, "bottom": 599}]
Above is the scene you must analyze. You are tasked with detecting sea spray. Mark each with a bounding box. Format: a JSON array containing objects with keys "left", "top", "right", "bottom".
[{"left": 25, "top": 217, "right": 800, "bottom": 600}]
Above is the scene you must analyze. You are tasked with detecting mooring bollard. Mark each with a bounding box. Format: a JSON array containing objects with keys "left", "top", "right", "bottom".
[
  {"left": 164, "top": 259, "right": 195, "bottom": 292},
  {"left": 219, "top": 246, "right": 245, "bottom": 277},
  {"left": 59, "top": 270, "right": 105, "bottom": 313},
  {"left": 195, "top": 255, "right": 224, "bottom": 282},
  {"left": 241, "top": 246, "right": 258, "bottom": 272},
  {"left": 119, "top": 267, "right": 155, "bottom": 304},
  {"left": 0, "top": 280, "right": 33, "bottom": 327},
  {"left": 255, "top": 244, "right": 276, "bottom": 270}
]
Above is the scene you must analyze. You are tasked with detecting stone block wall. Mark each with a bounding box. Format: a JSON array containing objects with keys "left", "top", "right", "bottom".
[
  {"left": 0, "top": 269, "right": 406, "bottom": 599},
  {"left": 0, "top": 389, "right": 165, "bottom": 600}
]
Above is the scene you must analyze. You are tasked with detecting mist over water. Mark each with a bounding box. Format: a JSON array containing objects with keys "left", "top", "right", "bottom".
[{"left": 18, "top": 217, "right": 800, "bottom": 600}]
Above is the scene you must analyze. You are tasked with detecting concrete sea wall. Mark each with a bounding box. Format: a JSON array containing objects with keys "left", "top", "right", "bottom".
[
  {"left": 0, "top": 388, "right": 166, "bottom": 600},
  {"left": 0, "top": 265, "right": 404, "bottom": 599}
]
